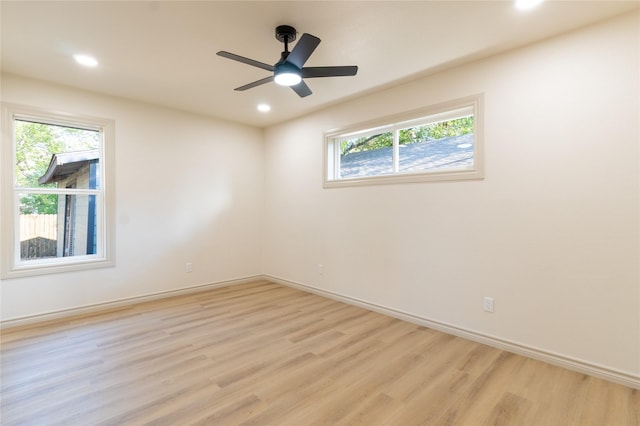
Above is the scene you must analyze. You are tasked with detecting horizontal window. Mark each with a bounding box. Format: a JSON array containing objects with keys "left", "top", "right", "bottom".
[{"left": 324, "top": 95, "right": 483, "bottom": 187}]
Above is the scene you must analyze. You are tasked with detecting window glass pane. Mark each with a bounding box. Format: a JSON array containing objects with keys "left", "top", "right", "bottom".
[
  {"left": 19, "top": 193, "right": 98, "bottom": 260},
  {"left": 15, "top": 120, "right": 100, "bottom": 190},
  {"left": 339, "top": 131, "right": 394, "bottom": 178},
  {"left": 398, "top": 115, "right": 474, "bottom": 173}
]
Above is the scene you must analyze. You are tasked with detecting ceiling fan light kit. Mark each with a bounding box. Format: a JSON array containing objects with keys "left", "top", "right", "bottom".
[
  {"left": 274, "top": 62, "right": 302, "bottom": 86},
  {"left": 217, "top": 25, "right": 358, "bottom": 97}
]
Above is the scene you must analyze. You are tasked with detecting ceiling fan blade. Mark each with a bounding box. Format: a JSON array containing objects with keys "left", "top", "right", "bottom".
[
  {"left": 301, "top": 66, "right": 358, "bottom": 78},
  {"left": 234, "top": 76, "right": 275, "bottom": 91},
  {"left": 217, "top": 51, "right": 275, "bottom": 72},
  {"left": 290, "top": 80, "right": 312, "bottom": 98},
  {"left": 285, "top": 33, "right": 321, "bottom": 69}
]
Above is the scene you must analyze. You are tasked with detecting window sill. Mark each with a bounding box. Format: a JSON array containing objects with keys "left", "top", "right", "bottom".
[
  {"left": 1, "top": 256, "right": 115, "bottom": 280},
  {"left": 323, "top": 167, "right": 484, "bottom": 188}
]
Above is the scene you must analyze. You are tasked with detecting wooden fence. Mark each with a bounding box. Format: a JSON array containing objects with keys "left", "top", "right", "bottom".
[{"left": 20, "top": 214, "right": 58, "bottom": 259}]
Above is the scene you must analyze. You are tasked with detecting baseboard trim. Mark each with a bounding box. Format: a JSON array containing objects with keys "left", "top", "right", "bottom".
[
  {"left": 264, "top": 274, "right": 640, "bottom": 390},
  {"left": 0, "top": 275, "right": 264, "bottom": 329},
  {"left": 3, "top": 273, "right": 638, "bottom": 389}
]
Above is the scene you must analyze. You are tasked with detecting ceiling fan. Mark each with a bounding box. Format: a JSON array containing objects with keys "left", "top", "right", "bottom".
[{"left": 217, "top": 25, "right": 358, "bottom": 98}]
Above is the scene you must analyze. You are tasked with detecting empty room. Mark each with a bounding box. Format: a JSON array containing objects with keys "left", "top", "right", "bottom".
[{"left": 1, "top": 1, "right": 639, "bottom": 424}]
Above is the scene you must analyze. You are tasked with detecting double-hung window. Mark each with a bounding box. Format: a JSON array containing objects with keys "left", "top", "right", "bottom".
[
  {"left": 1, "top": 104, "right": 115, "bottom": 278},
  {"left": 324, "top": 94, "right": 483, "bottom": 187}
]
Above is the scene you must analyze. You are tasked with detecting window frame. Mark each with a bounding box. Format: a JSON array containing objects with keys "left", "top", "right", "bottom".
[
  {"left": 1, "top": 103, "right": 116, "bottom": 279},
  {"left": 323, "top": 94, "right": 484, "bottom": 188}
]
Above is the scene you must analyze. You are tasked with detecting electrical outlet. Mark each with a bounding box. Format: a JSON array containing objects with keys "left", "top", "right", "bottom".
[
  {"left": 317, "top": 264, "right": 324, "bottom": 275},
  {"left": 483, "top": 297, "right": 494, "bottom": 313},
  {"left": 186, "top": 262, "right": 193, "bottom": 273}
]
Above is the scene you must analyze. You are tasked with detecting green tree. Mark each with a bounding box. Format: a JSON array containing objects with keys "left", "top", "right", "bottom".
[
  {"left": 341, "top": 132, "right": 393, "bottom": 155},
  {"left": 341, "top": 116, "right": 474, "bottom": 156}
]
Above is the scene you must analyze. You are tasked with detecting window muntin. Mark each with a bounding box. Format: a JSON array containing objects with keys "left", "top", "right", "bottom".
[
  {"left": 324, "top": 95, "right": 483, "bottom": 187},
  {"left": 1, "top": 104, "right": 115, "bottom": 278}
]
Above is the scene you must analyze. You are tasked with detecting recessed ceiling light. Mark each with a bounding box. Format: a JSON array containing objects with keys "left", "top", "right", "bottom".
[
  {"left": 73, "top": 54, "right": 98, "bottom": 67},
  {"left": 515, "top": 0, "right": 543, "bottom": 10},
  {"left": 257, "top": 104, "right": 271, "bottom": 113}
]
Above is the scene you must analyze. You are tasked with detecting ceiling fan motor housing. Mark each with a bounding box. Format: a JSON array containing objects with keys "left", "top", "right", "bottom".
[{"left": 275, "top": 25, "right": 297, "bottom": 43}]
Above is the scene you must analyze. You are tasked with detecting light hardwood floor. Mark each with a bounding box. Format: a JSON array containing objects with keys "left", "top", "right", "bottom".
[{"left": 1, "top": 281, "right": 638, "bottom": 425}]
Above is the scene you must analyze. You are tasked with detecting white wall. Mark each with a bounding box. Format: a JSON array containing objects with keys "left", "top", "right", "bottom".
[
  {"left": 1, "top": 10, "right": 638, "bottom": 384},
  {"left": 263, "top": 12, "right": 640, "bottom": 378},
  {"left": 0, "top": 73, "right": 265, "bottom": 320}
]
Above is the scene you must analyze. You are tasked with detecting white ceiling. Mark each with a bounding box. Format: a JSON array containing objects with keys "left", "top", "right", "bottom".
[{"left": 2, "top": 1, "right": 638, "bottom": 128}]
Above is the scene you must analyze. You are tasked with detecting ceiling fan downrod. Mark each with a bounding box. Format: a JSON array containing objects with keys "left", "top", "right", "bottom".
[{"left": 276, "top": 25, "right": 297, "bottom": 60}]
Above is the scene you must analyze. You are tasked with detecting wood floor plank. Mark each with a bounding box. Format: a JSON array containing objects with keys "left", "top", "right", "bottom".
[
  {"left": 1, "top": 281, "right": 638, "bottom": 425},
  {"left": 480, "top": 391, "right": 532, "bottom": 426},
  {"left": 339, "top": 392, "right": 404, "bottom": 425}
]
